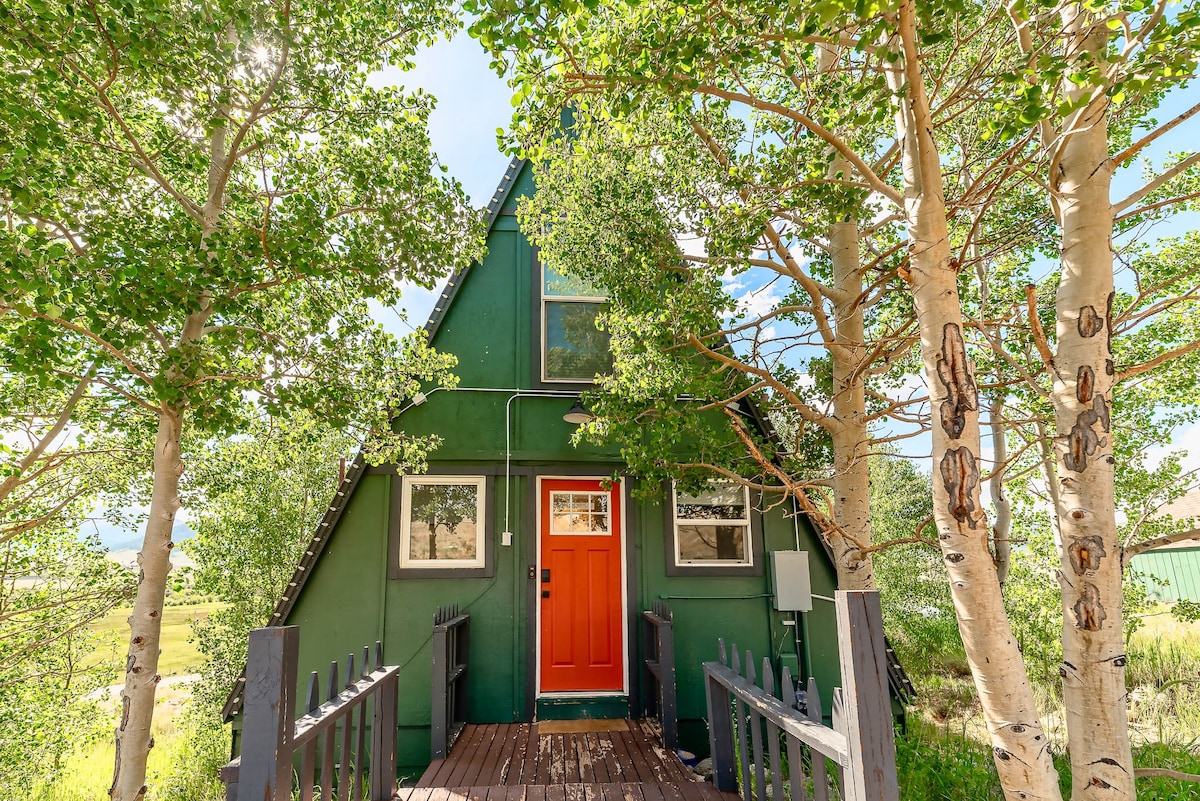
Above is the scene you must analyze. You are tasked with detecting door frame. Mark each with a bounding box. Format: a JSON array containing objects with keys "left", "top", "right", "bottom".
[{"left": 534, "top": 474, "right": 629, "bottom": 699}]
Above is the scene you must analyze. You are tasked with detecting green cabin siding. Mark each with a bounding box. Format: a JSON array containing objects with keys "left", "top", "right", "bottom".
[
  {"left": 262, "top": 160, "right": 846, "bottom": 772},
  {"left": 1131, "top": 547, "right": 1200, "bottom": 603}
]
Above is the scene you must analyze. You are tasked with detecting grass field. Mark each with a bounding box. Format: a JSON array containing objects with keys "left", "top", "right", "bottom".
[
  {"left": 29, "top": 681, "right": 214, "bottom": 801},
  {"left": 86, "top": 601, "right": 224, "bottom": 680}
]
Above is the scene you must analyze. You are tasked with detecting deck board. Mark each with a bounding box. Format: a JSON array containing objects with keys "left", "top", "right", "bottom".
[{"left": 408, "top": 722, "right": 734, "bottom": 801}]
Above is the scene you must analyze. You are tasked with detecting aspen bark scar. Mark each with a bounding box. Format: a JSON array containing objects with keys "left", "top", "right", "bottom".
[
  {"left": 935, "top": 323, "right": 977, "bottom": 439},
  {"left": 1073, "top": 582, "right": 1107, "bottom": 631},
  {"left": 1068, "top": 535, "right": 1106, "bottom": 574},
  {"left": 1078, "top": 304, "right": 1103, "bottom": 337},
  {"left": 940, "top": 446, "right": 980, "bottom": 529}
]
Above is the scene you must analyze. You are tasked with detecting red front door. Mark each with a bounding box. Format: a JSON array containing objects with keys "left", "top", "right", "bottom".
[{"left": 539, "top": 478, "right": 624, "bottom": 693}]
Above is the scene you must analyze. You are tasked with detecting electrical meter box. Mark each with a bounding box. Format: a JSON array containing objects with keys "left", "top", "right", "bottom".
[{"left": 770, "top": 550, "right": 813, "bottom": 611}]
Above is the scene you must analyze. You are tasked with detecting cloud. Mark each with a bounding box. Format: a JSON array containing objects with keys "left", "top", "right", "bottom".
[
  {"left": 1142, "top": 421, "right": 1200, "bottom": 475},
  {"left": 734, "top": 285, "right": 783, "bottom": 319}
]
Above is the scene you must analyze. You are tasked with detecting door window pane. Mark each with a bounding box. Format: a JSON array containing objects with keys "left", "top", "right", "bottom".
[{"left": 550, "top": 491, "right": 611, "bottom": 535}]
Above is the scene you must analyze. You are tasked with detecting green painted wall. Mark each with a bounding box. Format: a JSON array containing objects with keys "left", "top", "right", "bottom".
[
  {"left": 287, "top": 474, "right": 388, "bottom": 692},
  {"left": 272, "top": 161, "right": 846, "bottom": 772},
  {"left": 1131, "top": 547, "right": 1200, "bottom": 603}
]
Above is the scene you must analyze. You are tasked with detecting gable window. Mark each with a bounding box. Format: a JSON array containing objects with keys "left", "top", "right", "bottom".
[
  {"left": 670, "top": 482, "right": 755, "bottom": 569},
  {"left": 399, "top": 476, "right": 487, "bottom": 570},
  {"left": 541, "top": 263, "right": 613, "bottom": 383}
]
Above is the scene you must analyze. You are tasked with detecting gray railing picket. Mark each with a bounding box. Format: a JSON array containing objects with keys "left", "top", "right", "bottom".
[
  {"left": 226, "top": 628, "right": 400, "bottom": 801},
  {"left": 431, "top": 608, "right": 470, "bottom": 760},
  {"left": 641, "top": 602, "right": 677, "bottom": 749},
  {"left": 701, "top": 592, "right": 898, "bottom": 801}
]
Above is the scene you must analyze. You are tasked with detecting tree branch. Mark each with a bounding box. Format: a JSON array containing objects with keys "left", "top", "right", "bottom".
[
  {"left": 1113, "top": 151, "right": 1200, "bottom": 214},
  {"left": 1112, "top": 98, "right": 1200, "bottom": 167},
  {"left": 0, "top": 370, "right": 93, "bottom": 506},
  {"left": 1134, "top": 768, "right": 1200, "bottom": 783},
  {"left": 687, "top": 83, "right": 904, "bottom": 206},
  {"left": 1123, "top": 529, "right": 1200, "bottom": 567},
  {"left": 1117, "top": 338, "right": 1200, "bottom": 382}
]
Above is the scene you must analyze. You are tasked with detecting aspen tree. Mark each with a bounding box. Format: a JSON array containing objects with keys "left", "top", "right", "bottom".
[{"left": 0, "top": 1, "right": 481, "bottom": 796}]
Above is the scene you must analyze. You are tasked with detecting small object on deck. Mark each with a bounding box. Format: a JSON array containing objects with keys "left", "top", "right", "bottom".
[{"left": 675, "top": 750, "right": 698, "bottom": 767}]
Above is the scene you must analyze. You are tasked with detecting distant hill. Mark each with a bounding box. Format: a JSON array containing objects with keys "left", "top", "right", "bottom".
[
  {"left": 107, "top": 547, "right": 195, "bottom": 571},
  {"left": 85, "top": 520, "right": 196, "bottom": 553},
  {"left": 103, "top": 522, "right": 197, "bottom": 571}
]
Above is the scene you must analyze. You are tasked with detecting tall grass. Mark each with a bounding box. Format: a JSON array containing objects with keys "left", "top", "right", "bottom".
[
  {"left": 890, "top": 606, "right": 1200, "bottom": 799},
  {"left": 29, "top": 682, "right": 227, "bottom": 801}
]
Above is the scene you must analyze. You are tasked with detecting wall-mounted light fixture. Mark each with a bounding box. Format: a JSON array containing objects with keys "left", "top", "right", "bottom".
[{"left": 563, "top": 398, "right": 592, "bottom": 424}]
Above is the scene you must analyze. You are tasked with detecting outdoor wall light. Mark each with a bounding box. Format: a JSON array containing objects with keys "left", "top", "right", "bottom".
[{"left": 563, "top": 398, "right": 593, "bottom": 424}]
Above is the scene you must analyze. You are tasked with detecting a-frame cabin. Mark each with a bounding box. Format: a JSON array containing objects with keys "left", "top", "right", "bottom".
[{"left": 223, "top": 158, "right": 894, "bottom": 776}]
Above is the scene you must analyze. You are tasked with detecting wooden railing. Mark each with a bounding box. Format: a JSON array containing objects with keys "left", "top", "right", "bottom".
[
  {"left": 431, "top": 604, "right": 470, "bottom": 760},
  {"left": 704, "top": 591, "right": 898, "bottom": 801},
  {"left": 220, "top": 626, "right": 398, "bottom": 801},
  {"left": 641, "top": 600, "right": 677, "bottom": 750}
]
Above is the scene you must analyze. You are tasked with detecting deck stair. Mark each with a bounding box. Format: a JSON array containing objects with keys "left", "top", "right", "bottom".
[{"left": 396, "top": 720, "right": 733, "bottom": 801}]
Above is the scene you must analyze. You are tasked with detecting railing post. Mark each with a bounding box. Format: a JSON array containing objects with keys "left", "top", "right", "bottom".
[
  {"left": 220, "top": 758, "right": 240, "bottom": 801},
  {"left": 237, "top": 626, "right": 300, "bottom": 801},
  {"left": 432, "top": 612, "right": 449, "bottom": 760},
  {"left": 370, "top": 663, "right": 398, "bottom": 799},
  {"left": 456, "top": 612, "right": 470, "bottom": 741},
  {"left": 835, "top": 591, "right": 898, "bottom": 801},
  {"left": 658, "top": 611, "right": 678, "bottom": 750},
  {"left": 704, "top": 664, "right": 737, "bottom": 791}
]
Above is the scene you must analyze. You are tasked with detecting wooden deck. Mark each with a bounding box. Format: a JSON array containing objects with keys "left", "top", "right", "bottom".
[{"left": 396, "top": 720, "right": 734, "bottom": 801}]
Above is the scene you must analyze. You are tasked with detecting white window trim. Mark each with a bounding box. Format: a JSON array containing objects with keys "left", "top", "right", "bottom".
[
  {"left": 541, "top": 263, "right": 609, "bottom": 383},
  {"left": 671, "top": 482, "right": 754, "bottom": 568},
  {"left": 399, "top": 475, "right": 487, "bottom": 569}
]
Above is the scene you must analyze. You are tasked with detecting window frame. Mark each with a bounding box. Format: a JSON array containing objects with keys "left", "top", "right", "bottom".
[
  {"left": 664, "top": 481, "right": 763, "bottom": 577},
  {"left": 392, "top": 474, "right": 494, "bottom": 578},
  {"left": 534, "top": 251, "right": 613, "bottom": 386}
]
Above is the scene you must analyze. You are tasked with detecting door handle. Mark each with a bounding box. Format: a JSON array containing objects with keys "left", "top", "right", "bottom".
[
  {"left": 541, "top": 569, "right": 551, "bottom": 583},
  {"left": 542, "top": 590, "right": 550, "bottom": 598}
]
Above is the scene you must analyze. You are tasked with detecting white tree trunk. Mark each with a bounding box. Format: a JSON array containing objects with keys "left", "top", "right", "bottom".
[
  {"left": 889, "top": 2, "right": 1061, "bottom": 796},
  {"left": 829, "top": 213, "right": 875, "bottom": 591},
  {"left": 1051, "top": 8, "right": 1133, "bottom": 797},
  {"left": 819, "top": 46, "right": 875, "bottom": 589},
  {"left": 109, "top": 410, "right": 182, "bottom": 801},
  {"left": 988, "top": 397, "right": 1012, "bottom": 583}
]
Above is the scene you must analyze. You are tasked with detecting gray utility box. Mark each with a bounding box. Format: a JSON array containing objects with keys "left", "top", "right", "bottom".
[{"left": 770, "top": 550, "right": 813, "bottom": 611}]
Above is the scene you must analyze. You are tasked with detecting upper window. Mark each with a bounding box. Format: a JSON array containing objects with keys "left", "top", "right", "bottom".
[
  {"left": 399, "top": 476, "right": 486, "bottom": 569},
  {"left": 541, "top": 263, "right": 613, "bottom": 383},
  {"left": 671, "top": 482, "right": 753, "bottom": 567}
]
